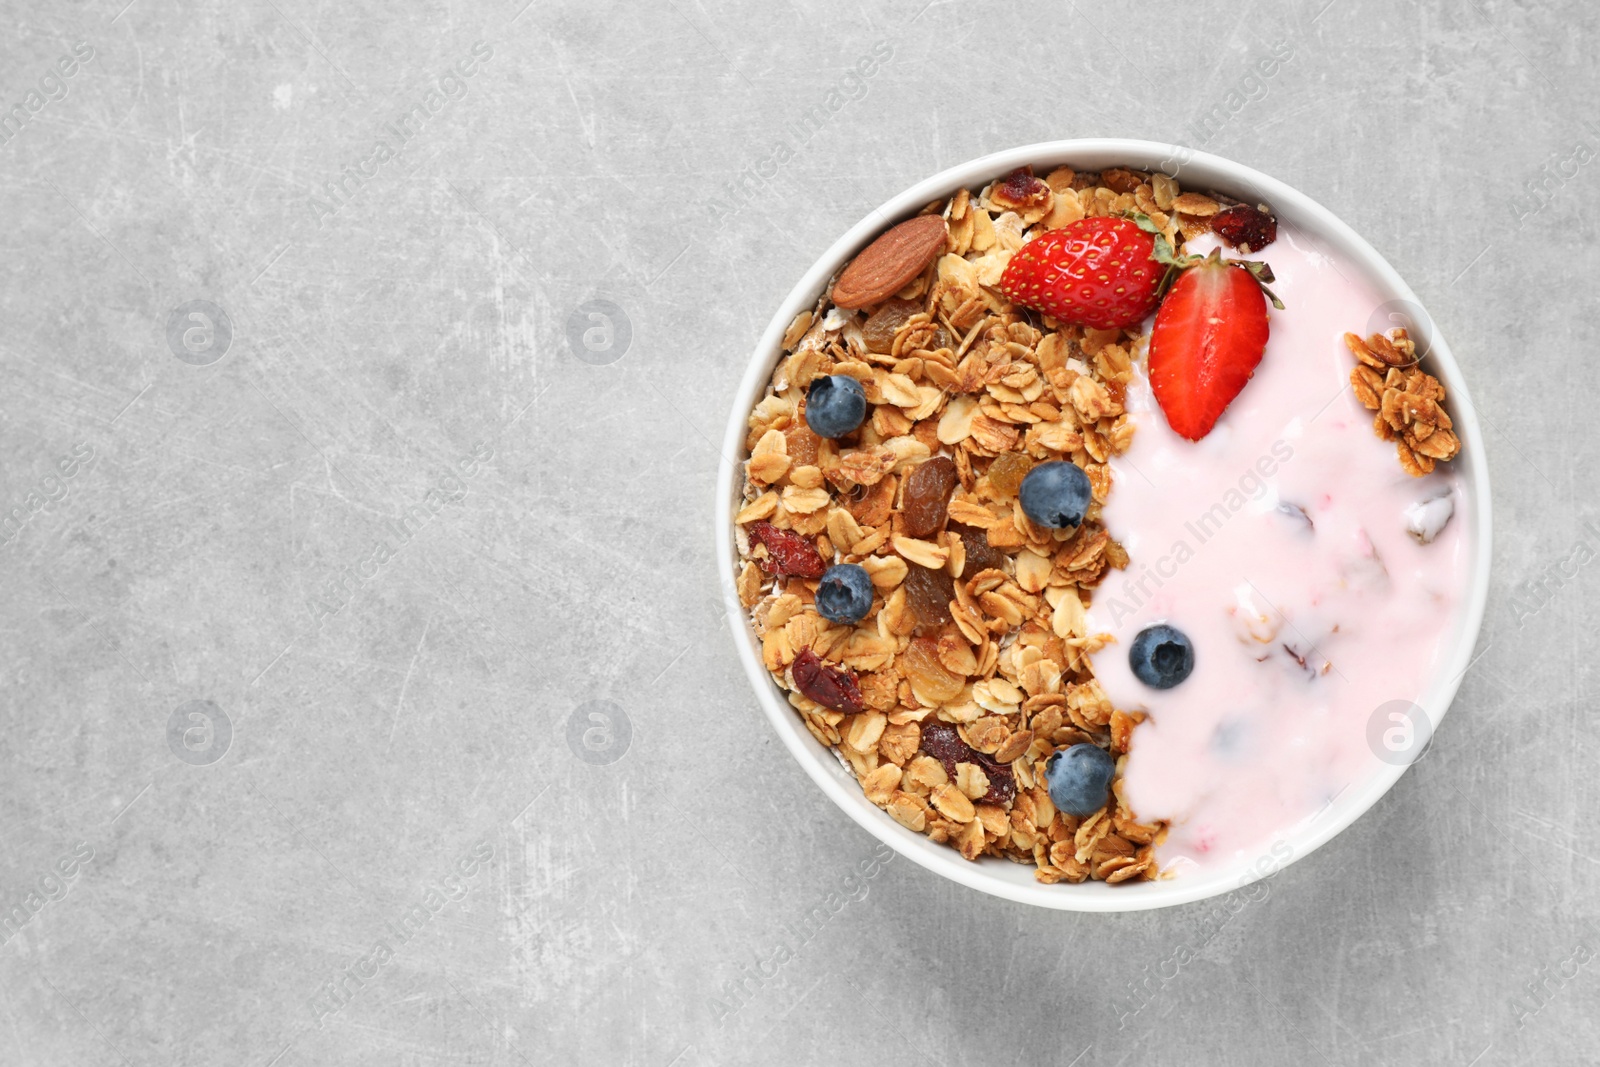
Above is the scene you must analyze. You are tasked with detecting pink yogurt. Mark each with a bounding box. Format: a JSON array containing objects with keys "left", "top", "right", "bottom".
[{"left": 1085, "top": 226, "right": 1470, "bottom": 876}]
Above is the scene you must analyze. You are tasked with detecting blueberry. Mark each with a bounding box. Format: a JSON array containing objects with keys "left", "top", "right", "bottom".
[
  {"left": 814, "top": 563, "right": 874, "bottom": 624},
  {"left": 1129, "top": 624, "right": 1195, "bottom": 689},
  {"left": 1210, "top": 719, "right": 1251, "bottom": 761},
  {"left": 804, "top": 375, "right": 868, "bottom": 439},
  {"left": 1045, "top": 743, "right": 1116, "bottom": 818},
  {"left": 1018, "top": 460, "right": 1092, "bottom": 530}
]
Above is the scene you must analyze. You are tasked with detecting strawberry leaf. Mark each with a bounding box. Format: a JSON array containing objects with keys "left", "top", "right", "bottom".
[
  {"left": 1237, "top": 259, "right": 1286, "bottom": 310},
  {"left": 1129, "top": 212, "right": 1205, "bottom": 301},
  {"left": 1127, "top": 212, "right": 1285, "bottom": 311},
  {"left": 1130, "top": 212, "right": 1200, "bottom": 268}
]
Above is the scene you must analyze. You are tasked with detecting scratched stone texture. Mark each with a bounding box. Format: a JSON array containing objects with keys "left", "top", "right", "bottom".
[{"left": 0, "top": 0, "right": 1596, "bottom": 1064}]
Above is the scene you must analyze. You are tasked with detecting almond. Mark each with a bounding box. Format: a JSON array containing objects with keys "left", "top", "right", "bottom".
[{"left": 830, "top": 214, "right": 948, "bottom": 309}]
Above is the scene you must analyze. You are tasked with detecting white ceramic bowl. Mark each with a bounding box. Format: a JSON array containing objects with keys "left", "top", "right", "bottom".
[{"left": 716, "top": 139, "right": 1492, "bottom": 911}]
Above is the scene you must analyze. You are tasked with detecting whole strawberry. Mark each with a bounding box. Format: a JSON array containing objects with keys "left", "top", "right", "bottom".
[
  {"left": 1147, "top": 250, "right": 1273, "bottom": 441},
  {"left": 999, "top": 217, "right": 1162, "bottom": 329}
]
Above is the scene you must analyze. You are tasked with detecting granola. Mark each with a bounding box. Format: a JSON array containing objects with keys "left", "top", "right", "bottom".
[
  {"left": 732, "top": 166, "right": 1200, "bottom": 884},
  {"left": 1345, "top": 329, "right": 1462, "bottom": 476}
]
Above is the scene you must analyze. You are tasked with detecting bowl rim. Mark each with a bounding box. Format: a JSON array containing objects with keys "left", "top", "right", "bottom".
[{"left": 714, "top": 138, "right": 1493, "bottom": 912}]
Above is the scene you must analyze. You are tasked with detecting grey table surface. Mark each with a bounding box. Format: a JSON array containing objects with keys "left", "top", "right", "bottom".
[{"left": 1, "top": 0, "right": 1596, "bottom": 1063}]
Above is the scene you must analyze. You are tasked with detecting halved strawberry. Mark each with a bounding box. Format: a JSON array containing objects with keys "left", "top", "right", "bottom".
[
  {"left": 1147, "top": 250, "right": 1272, "bottom": 441},
  {"left": 999, "top": 217, "right": 1162, "bottom": 329}
]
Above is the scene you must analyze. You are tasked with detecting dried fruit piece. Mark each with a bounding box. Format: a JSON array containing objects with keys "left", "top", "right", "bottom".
[
  {"left": 901, "top": 636, "right": 965, "bottom": 704},
  {"left": 990, "top": 166, "right": 1050, "bottom": 213},
  {"left": 950, "top": 522, "right": 1005, "bottom": 578},
  {"left": 903, "top": 564, "right": 955, "bottom": 630},
  {"left": 924, "top": 322, "right": 955, "bottom": 353},
  {"left": 863, "top": 298, "right": 921, "bottom": 354},
  {"left": 920, "top": 720, "right": 1015, "bottom": 805},
  {"left": 832, "top": 215, "right": 948, "bottom": 309},
  {"left": 785, "top": 424, "right": 821, "bottom": 467},
  {"left": 792, "top": 649, "right": 864, "bottom": 714},
  {"left": 901, "top": 456, "right": 958, "bottom": 538},
  {"left": 1210, "top": 204, "right": 1278, "bottom": 253},
  {"left": 747, "top": 521, "right": 827, "bottom": 578},
  {"left": 987, "top": 452, "right": 1033, "bottom": 498}
]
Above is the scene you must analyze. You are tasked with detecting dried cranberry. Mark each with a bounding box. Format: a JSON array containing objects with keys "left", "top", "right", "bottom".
[
  {"left": 1210, "top": 204, "right": 1277, "bottom": 253},
  {"left": 992, "top": 167, "right": 1049, "bottom": 212},
  {"left": 920, "top": 720, "right": 1015, "bottom": 805},
  {"left": 747, "top": 521, "right": 827, "bottom": 578},
  {"left": 792, "top": 649, "right": 863, "bottom": 714}
]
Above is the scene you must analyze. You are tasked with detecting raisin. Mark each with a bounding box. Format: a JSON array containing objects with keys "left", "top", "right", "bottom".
[
  {"left": 862, "top": 298, "right": 921, "bottom": 354},
  {"left": 792, "top": 649, "right": 863, "bottom": 714},
  {"left": 986, "top": 452, "right": 1033, "bottom": 498},
  {"left": 900, "top": 456, "right": 957, "bottom": 538},
  {"left": 901, "top": 636, "right": 965, "bottom": 705},
  {"left": 903, "top": 564, "right": 955, "bottom": 630},
  {"left": 747, "top": 522, "right": 827, "bottom": 578},
  {"left": 1210, "top": 204, "right": 1278, "bottom": 253},
  {"left": 950, "top": 522, "right": 1005, "bottom": 579},
  {"left": 785, "top": 424, "right": 821, "bottom": 468},
  {"left": 920, "top": 721, "right": 1016, "bottom": 805}
]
